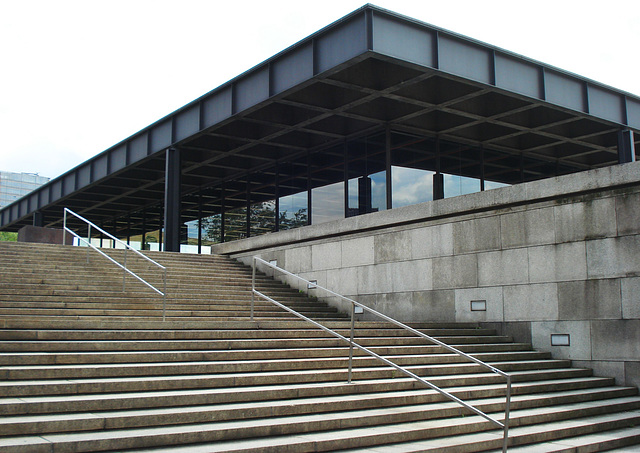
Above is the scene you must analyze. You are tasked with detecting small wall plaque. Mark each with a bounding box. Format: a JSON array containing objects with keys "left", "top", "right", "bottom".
[
  {"left": 470, "top": 300, "right": 487, "bottom": 311},
  {"left": 551, "top": 334, "right": 570, "bottom": 346},
  {"left": 308, "top": 280, "right": 317, "bottom": 289}
]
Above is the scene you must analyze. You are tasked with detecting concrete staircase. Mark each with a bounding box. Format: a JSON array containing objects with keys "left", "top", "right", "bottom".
[{"left": 0, "top": 241, "right": 639, "bottom": 452}]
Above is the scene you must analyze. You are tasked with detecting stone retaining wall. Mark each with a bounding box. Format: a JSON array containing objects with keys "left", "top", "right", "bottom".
[{"left": 213, "top": 161, "right": 640, "bottom": 388}]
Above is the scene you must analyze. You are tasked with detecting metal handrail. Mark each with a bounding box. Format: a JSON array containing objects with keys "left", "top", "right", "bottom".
[
  {"left": 63, "top": 208, "right": 168, "bottom": 320},
  {"left": 251, "top": 256, "right": 511, "bottom": 452}
]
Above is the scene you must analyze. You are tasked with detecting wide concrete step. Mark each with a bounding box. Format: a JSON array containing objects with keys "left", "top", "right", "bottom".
[
  {"left": 0, "top": 301, "right": 339, "bottom": 313},
  {"left": 1, "top": 386, "right": 636, "bottom": 437},
  {"left": 1, "top": 374, "right": 614, "bottom": 412},
  {"left": 0, "top": 324, "right": 499, "bottom": 338},
  {"left": 338, "top": 412, "right": 640, "bottom": 453},
  {"left": 0, "top": 368, "right": 596, "bottom": 399},
  {"left": 484, "top": 425, "right": 640, "bottom": 452},
  {"left": 1, "top": 396, "right": 639, "bottom": 453},
  {"left": 0, "top": 307, "right": 341, "bottom": 320},
  {"left": 0, "top": 348, "right": 551, "bottom": 366},
  {"left": 0, "top": 338, "right": 532, "bottom": 353},
  {"left": 0, "top": 357, "right": 571, "bottom": 380}
]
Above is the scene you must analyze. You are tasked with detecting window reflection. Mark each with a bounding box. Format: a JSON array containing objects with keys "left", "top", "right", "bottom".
[
  {"left": 392, "top": 166, "right": 434, "bottom": 208},
  {"left": 312, "top": 181, "right": 344, "bottom": 225},
  {"left": 201, "top": 213, "right": 222, "bottom": 245},
  {"left": 250, "top": 200, "right": 276, "bottom": 237},
  {"left": 444, "top": 174, "right": 481, "bottom": 198},
  {"left": 224, "top": 207, "right": 247, "bottom": 242},
  {"left": 279, "top": 192, "right": 307, "bottom": 230},
  {"left": 191, "top": 130, "right": 520, "bottom": 246},
  {"left": 484, "top": 180, "right": 510, "bottom": 190}
]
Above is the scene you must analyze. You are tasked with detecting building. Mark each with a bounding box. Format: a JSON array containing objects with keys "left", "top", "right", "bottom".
[
  {"left": 0, "top": 5, "right": 639, "bottom": 386},
  {"left": 0, "top": 171, "right": 50, "bottom": 209}
]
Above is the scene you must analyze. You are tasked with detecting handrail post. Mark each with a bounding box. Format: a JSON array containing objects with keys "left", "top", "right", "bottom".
[
  {"left": 348, "top": 301, "right": 356, "bottom": 383},
  {"left": 251, "top": 257, "right": 256, "bottom": 321},
  {"left": 502, "top": 375, "right": 512, "bottom": 453}
]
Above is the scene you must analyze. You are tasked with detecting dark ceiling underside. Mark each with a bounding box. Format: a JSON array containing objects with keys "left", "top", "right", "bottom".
[{"left": 2, "top": 5, "right": 638, "bottom": 236}]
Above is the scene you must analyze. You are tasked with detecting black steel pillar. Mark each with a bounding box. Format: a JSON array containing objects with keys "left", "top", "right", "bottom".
[
  {"left": 197, "top": 192, "right": 202, "bottom": 254},
  {"left": 434, "top": 138, "right": 444, "bottom": 200},
  {"left": 358, "top": 176, "right": 372, "bottom": 214},
  {"left": 220, "top": 184, "right": 226, "bottom": 243},
  {"left": 307, "top": 151, "right": 312, "bottom": 225},
  {"left": 275, "top": 163, "right": 280, "bottom": 232},
  {"left": 618, "top": 130, "right": 636, "bottom": 164},
  {"left": 141, "top": 209, "right": 147, "bottom": 251},
  {"left": 385, "top": 127, "right": 392, "bottom": 210},
  {"left": 246, "top": 180, "right": 251, "bottom": 239},
  {"left": 433, "top": 174, "right": 444, "bottom": 200},
  {"left": 32, "top": 211, "right": 44, "bottom": 227},
  {"left": 164, "top": 148, "right": 182, "bottom": 252},
  {"left": 343, "top": 141, "right": 350, "bottom": 218}
]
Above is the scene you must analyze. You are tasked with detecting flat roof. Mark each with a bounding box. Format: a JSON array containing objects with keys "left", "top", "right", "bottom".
[{"left": 2, "top": 4, "right": 639, "bottom": 233}]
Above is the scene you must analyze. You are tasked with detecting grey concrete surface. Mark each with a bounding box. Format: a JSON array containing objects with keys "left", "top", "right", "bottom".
[{"left": 213, "top": 161, "right": 640, "bottom": 387}]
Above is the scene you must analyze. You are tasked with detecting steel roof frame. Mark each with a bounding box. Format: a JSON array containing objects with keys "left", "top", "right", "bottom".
[{"left": 1, "top": 4, "right": 638, "bottom": 236}]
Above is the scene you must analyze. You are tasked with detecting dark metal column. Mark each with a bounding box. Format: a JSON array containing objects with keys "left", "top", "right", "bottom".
[
  {"left": 343, "top": 141, "right": 349, "bottom": 218},
  {"left": 358, "top": 177, "right": 372, "bottom": 214},
  {"left": 32, "top": 211, "right": 44, "bottom": 227},
  {"left": 197, "top": 192, "right": 202, "bottom": 254},
  {"left": 385, "top": 127, "right": 392, "bottom": 210},
  {"left": 221, "top": 184, "right": 226, "bottom": 243},
  {"left": 434, "top": 138, "right": 444, "bottom": 200},
  {"left": 246, "top": 180, "right": 251, "bottom": 239},
  {"left": 275, "top": 163, "right": 280, "bottom": 232},
  {"left": 307, "top": 151, "right": 312, "bottom": 225},
  {"left": 163, "top": 147, "right": 182, "bottom": 252},
  {"left": 618, "top": 130, "right": 636, "bottom": 164},
  {"left": 141, "top": 209, "right": 147, "bottom": 251}
]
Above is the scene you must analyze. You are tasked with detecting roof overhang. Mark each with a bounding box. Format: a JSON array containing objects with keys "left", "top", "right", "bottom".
[{"left": 2, "top": 4, "right": 639, "bottom": 233}]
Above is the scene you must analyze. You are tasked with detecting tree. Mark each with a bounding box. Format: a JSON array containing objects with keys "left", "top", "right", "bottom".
[{"left": 0, "top": 231, "right": 17, "bottom": 242}]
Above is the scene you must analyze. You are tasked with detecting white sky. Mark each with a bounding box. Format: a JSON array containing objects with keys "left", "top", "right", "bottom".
[{"left": 1, "top": 0, "right": 638, "bottom": 179}]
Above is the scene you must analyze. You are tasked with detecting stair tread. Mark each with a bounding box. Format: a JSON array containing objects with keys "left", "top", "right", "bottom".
[{"left": 2, "top": 399, "right": 639, "bottom": 451}]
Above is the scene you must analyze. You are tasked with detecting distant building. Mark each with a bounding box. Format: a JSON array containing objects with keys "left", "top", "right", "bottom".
[{"left": 0, "top": 171, "right": 50, "bottom": 208}]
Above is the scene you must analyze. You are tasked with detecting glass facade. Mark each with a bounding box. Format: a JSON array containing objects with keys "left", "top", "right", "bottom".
[
  {"left": 107, "top": 127, "right": 585, "bottom": 252},
  {"left": 0, "top": 171, "right": 50, "bottom": 208},
  {"left": 177, "top": 129, "right": 535, "bottom": 249}
]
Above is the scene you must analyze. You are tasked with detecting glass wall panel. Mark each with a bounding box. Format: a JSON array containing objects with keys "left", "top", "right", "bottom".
[
  {"left": 279, "top": 192, "right": 307, "bottom": 230},
  {"left": 370, "top": 170, "right": 386, "bottom": 213},
  {"left": 250, "top": 200, "right": 276, "bottom": 237},
  {"left": 444, "top": 174, "right": 481, "bottom": 198},
  {"left": 224, "top": 206, "right": 247, "bottom": 242},
  {"left": 201, "top": 213, "right": 222, "bottom": 245},
  {"left": 185, "top": 219, "right": 198, "bottom": 246},
  {"left": 347, "top": 133, "right": 387, "bottom": 216},
  {"left": 392, "top": 166, "right": 435, "bottom": 208},
  {"left": 312, "top": 181, "right": 344, "bottom": 225},
  {"left": 484, "top": 180, "right": 510, "bottom": 190}
]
